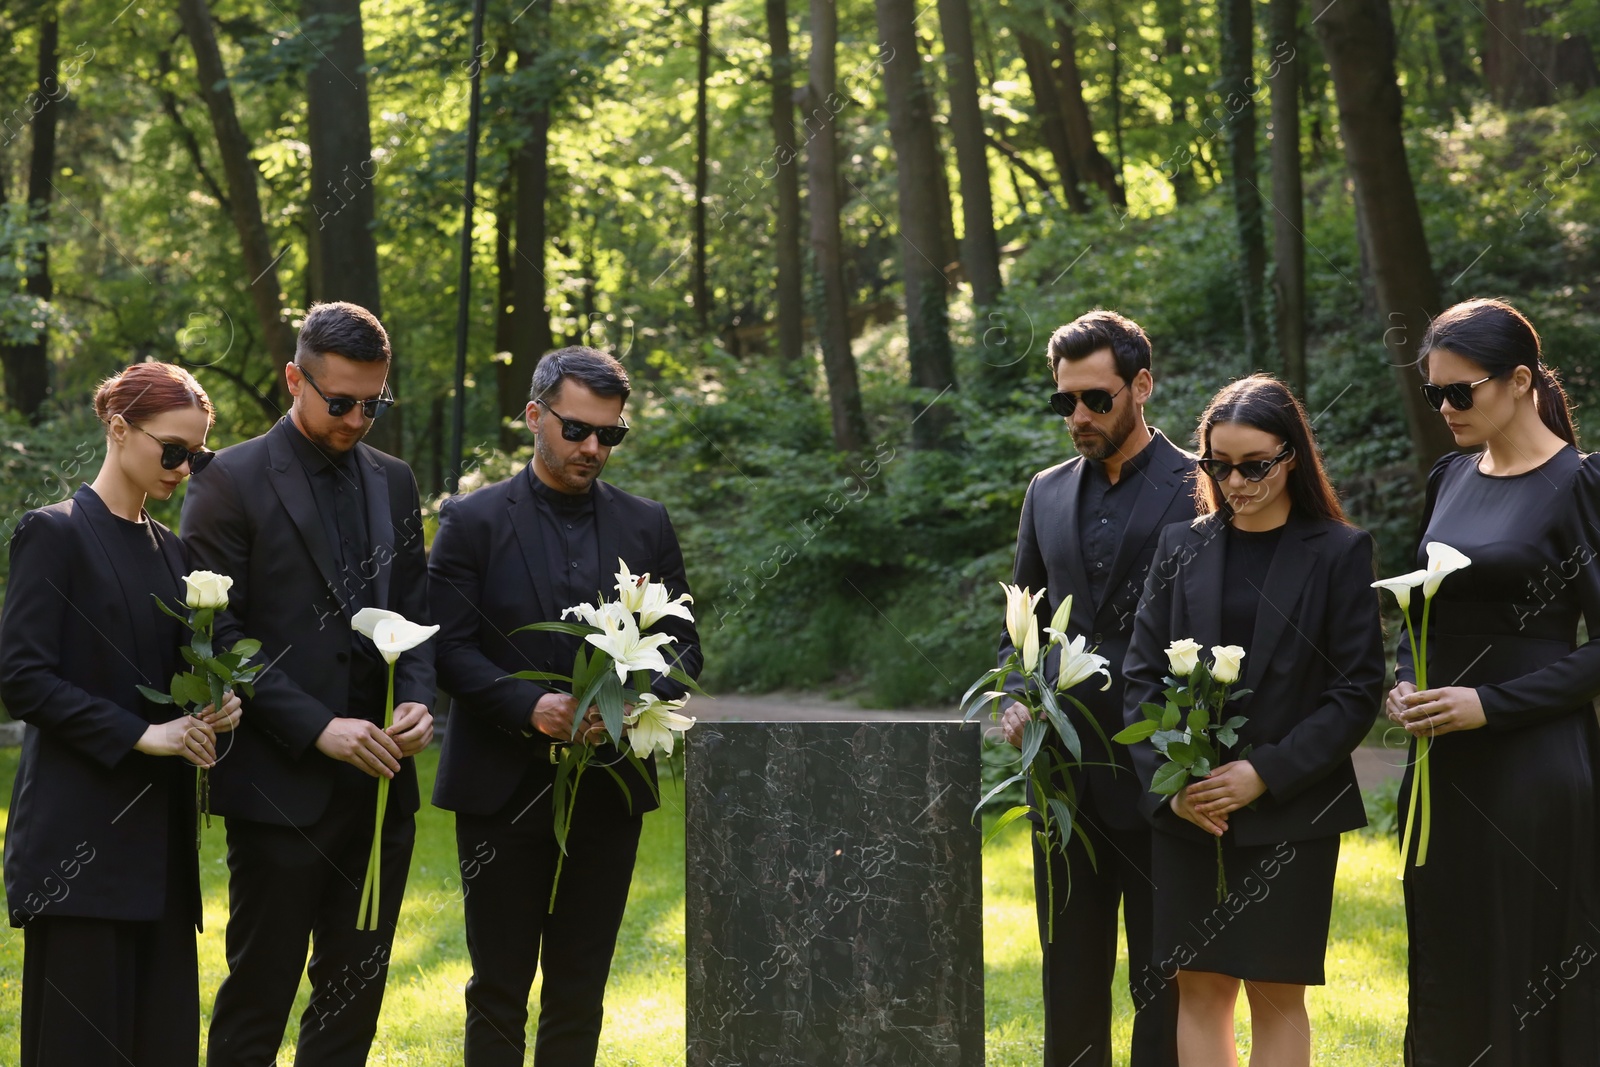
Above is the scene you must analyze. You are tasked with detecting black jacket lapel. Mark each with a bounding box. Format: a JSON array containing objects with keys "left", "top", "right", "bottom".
[
  {"left": 508, "top": 465, "right": 556, "bottom": 622},
  {"left": 1100, "top": 432, "right": 1192, "bottom": 615},
  {"left": 1241, "top": 513, "right": 1323, "bottom": 691},
  {"left": 1182, "top": 514, "right": 1227, "bottom": 653},
  {"left": 264, "top": 422, "right": 344, "bottom": 611},
  {"left": 356, "top": 445, "right": 395, "bottom": 610},
  {"left": 1051, "top": 460, "right": 1093, "bottom": 607},
  {"left": 593, "top": 481, "right": 622, "bottom": 599}
]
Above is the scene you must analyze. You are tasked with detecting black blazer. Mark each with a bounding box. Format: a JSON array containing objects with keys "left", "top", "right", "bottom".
[
  {"left": 1122, "top": 511, "right": 1385, "bottom": 845},
  {"left": 179, "top": 418, "right": 435, "bottom": 827},
  {"left": 1, "top": 486, "right": 199, "bottom": 928},
  {"left": 428, "top": 466, "right": 702, "bottom": 817},
  {"left": 1000, "top": 430, "right": 1199, "bottom": 831}
]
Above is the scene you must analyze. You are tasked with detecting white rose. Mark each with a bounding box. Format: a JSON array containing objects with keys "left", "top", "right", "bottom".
[
  {"left": 1165, "top": 638, "right": 1203, "bottom": 678},
  {"left": 1209, "top": 645, "right": 1246, "bottom": 685},
  {"left": 183, "top": 570, "right": 233, "bottom": 609}
]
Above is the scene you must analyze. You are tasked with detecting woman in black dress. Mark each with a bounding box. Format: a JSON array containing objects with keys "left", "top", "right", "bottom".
[
  {"left": 1124, "top": 375, "right": 1384, "bottom": 1066},
  {"left": 1, "top": 362, "right": 242, "bottom": 1065},
  {"left": 1388, "top": 298, "right": 1600, "bottom": 1065}
]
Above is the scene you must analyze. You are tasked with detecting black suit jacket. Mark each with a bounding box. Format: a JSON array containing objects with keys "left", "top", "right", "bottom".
[
  {"left": 1000, "top": 430, "right": 1199, "bottom": 830},
  {"left": 1122, "top": 511, "right": 1385, "bottom": 845},
  {"left": 1, "top": 486, "right": 199, "bottom": 927},
  {"left": 429, "top": 466, "right": 702, "bottom": 817},
  {"left": 179, "top": 418, "right": 435, "bottom": 827}
]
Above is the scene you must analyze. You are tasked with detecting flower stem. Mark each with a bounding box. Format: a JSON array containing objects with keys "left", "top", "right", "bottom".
[
  {"left": 548, "top": 751, "right": 589, "bottom": 913},
  {"left": 1215, "top": 835, "right": 1226, "bottom": 903},
  {"left": 357, "top": 663, "right": 397, "bottom": 930}
]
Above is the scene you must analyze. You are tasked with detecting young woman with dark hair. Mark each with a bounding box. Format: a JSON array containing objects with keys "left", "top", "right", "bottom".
[
  {"left": 1388, "top": 298, "right": 1600, "bottom": 1064},
  {"left": 0, "top": 362, "right": 241, "bottom": 1065},
  {"left": 1123, "top": 374, "right": 1385, "bottom": 1067}
]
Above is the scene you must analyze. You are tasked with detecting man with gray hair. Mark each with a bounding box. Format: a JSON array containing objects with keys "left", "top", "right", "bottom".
[{"left": 429, "top": 346, "right": 701, "bottom": 1065}]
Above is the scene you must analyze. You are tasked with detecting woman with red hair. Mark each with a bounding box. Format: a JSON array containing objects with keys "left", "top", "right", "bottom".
[{"left": 1, "top": 362, "right": 242, "bottom": 1065}]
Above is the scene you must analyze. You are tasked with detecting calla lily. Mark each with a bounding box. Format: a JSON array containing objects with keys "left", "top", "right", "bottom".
[
  {"left": 613, "top": 559, "right": 650, "bottom": 615},
  {"left": 1166, "top": 638, "right": 1203, "bottom": 678},
  {"left": 352, "top": 608, "right": 438, "bottom": 664},
  {"left": 623, "top": 693, "right": 697, "bottom": 757},
  {"left": 1050, "top": 632, "right": 1111, "bottom": 692},
  {"left": 1422, "top": 542, "right": 1472, "bottom": 598},
  {"left": 352, "top": 607, "right": 403, "bottom": 637},
  {"left": 636, "top": 581, "right": 695, "bottom": 629},
  {"left": 1210, "top": 645, "right": 1246, "bottom": 685},
  {"left": 1001, "top": 582, "right": 1045, "bottom": 673},
  {"left": 586, "top": 601, "right": 676, "bottom": 682},
  {"left": 1371, "top": 570, "right": 1429, "bottom": 612}
]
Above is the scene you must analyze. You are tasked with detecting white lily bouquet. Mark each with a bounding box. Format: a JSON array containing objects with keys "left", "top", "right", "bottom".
[
  {"left": 961, "top": 585, "right": 1112, "bottom": 941},
  {"left": 1113, "top": 639, "right": 1249, "bottom": 902},
  {"left": 136, "top": 570, "right": 266, "bottom": 848},
  {"left": 511, "top": 560, "right": 702, "bottom": 911},
  {"left": 350, "top": 608, "right": 439, "bottom": 931},
  {"left": 1371, "top": 541, "right": 1471, "bottom": 876}
]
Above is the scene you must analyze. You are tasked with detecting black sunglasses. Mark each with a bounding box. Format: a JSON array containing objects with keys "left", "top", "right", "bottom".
[
  {"left": 133, "top": 423, "right": 214, "bottom": 474},
  {"left": 1050, "top": 383, "right": 1128, "bottom": 417},
  {"left": 1199, "top": 444, "right": 1294, "bottom": 484},
  {"left": 1420, "top": 374, "right": 1498, "bottom": 412},
  {"left": 535, "top": 399, "right": 629, "bottom": 447},
  {"left": 298, "top": 364, "right": 395, "bottom": 420}
]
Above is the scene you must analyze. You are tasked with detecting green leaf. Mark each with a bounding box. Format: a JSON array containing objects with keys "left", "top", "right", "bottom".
[
  {"left": 506, "top": 670, "right": 575, "bottom": 685},
  {"left": 596, "top": 758, "right": 635, "bottom": 814},
  {"left": 1151, "top": 761, "right": 1191, "bottom": 795},
  {"left": 1112, "top": 720, "right": 1158, "bottom": 744},
  {"left": 1228, "top": 688, "right": 1253, "bottom": 702},
  {"left": 191, "top": 630, "right": 213, "bottom": 662},
  {"left": 1223, "top": 716, "right": 1249, "bottom": 730},
  {"left": 972, "top": 771, "right": 1028, "bottom": 817},
  {"left": 205, "top": 657, "right": 233, "bottom": 681},
  {"left": 208, "top": 672, "right": 226, "bottom": 713},
  {"left": 230, "top": 638, "right": 262, "bottom": 661},
  {"left": 193, "top": 608, "right": 214, "bottom": 632},
  {"left": 1216, "top": 727, "right": 1238, "bottom": 747},
  {"left": 1174, "top": 687, "right": 1194, "bottom": 708},
  {"left": 511, "top": 620, "right": 596, "bottom": 637},
  {"left": 596, "top": 675, "right": 627, "bottom": 744},
  {"left": 136, "top": 684, "right": 175, "bottom": 705},
  {"left": 981, "top": 805, "right": 1034, "bottom": 847},
  {"left": 1140, "top": 701, "right": 1167, "bottom": 723},
  {"left": 959, "top": 666, "right": 1007, "bottom": 717},
  {"left": 1186, "top": 705, "right": 1209, "bottom": 735},
  {"left": 1159, "top": 702, "right": 1181, "bottom": 731},
  {"left": 238, "top": 681, "right": 256, "bottom": 699},
  {"left": 1018, "top": 717, "right": 1047, "bottom": 769},
  {"left": 180, "top": 646, "right": 204, "bottom": 668},
  {"left": 1165, "top": 740, "right": 1196, "bottom": 765},
  {"left": 1192, "top": 757, "right": 1212, "bottom": 777},
  {"left": 149, "top": 594, "right": 188, "bottom": 623},
  {"left": 625, "top": 751, "right": 660, "bottom": 806},
  {"left": 1037, "top": 687, "right": 1081, "bottom": 762}
]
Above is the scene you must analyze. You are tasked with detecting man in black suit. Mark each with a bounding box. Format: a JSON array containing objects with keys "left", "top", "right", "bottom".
[
  {"left": 429, "top": 346, "right": 701, "bottom": 1066},
  {"left": 182, "top": 302, "right": 436, "bottom": 1066},
  {"left": 998, "top": 310, "right": 1196, "bottom": 1067}
]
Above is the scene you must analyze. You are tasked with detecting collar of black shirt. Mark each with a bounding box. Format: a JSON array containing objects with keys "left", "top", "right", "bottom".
[
  {"left": 526, "top": 466, "right": 596, "bottom": 514},
  {"left": 1088, "top": 431, "right": 1159, "bottom": 485},
  {"left": 283, "top": 416, "right": 360, "bottom": 477}
]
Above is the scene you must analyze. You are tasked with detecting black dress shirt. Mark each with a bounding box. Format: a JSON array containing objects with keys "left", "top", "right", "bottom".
[{"left": 1078, "top": 440, "right": 1158, "bottom": 606}]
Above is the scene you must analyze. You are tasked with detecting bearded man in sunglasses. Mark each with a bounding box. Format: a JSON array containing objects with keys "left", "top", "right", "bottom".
[
  {"left": 181, "top": 301, "right": 436, "bottom": 1066},
  {"left": 427, "top": 346, "right": 701, "bottom": 1065},
  {"left": 998, "top": 309, "right": 1197, "bottom": 1067}
]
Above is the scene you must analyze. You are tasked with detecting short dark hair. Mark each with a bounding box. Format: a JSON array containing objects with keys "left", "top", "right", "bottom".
[
  {"left": 295, "top": 302, "right": 391, "bottom": 366},
  {"left": 530, "top": 346, "right": 631, "bottom": 404},
  {"left": 1048, "top": 309, "right": 1152, "bottom": 382}
]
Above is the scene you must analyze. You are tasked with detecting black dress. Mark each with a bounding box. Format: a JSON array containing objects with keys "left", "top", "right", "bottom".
[
  {"left": 1400, "top": 447, "right": 1600, "bottom": 1065},
  {"left": 1, "top": 487, "right": 200, "bottom": 1066},
  {"left": 1150, "top": 524, "right": 1341, "bottom": 985}
]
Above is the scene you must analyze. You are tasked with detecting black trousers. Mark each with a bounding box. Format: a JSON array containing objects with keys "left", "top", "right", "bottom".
[
  {"left": 456, "top": 761, "right": 643, "bottom": 1067},
  {"left": 1035, "top": 809, "right": 1178, "bottom": 1067},
  {"left": 20, "top": 908, "right": 197, "bottom": 1067},
  {"left": 206, "top": 791, "right": 416, "bottom": 1067}
]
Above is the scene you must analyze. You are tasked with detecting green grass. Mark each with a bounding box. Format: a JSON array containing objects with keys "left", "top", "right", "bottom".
[{"left": 0, "top": 746, "right": 1406, "bottom": 1063}]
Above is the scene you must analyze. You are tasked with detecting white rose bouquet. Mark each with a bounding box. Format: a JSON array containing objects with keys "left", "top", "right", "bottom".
[
  {"left": 136, "top": 570, "right": 265, "bottom": 847},
  {"left": 1114, "top": 639, "right": 1250, "bottom": 901}
]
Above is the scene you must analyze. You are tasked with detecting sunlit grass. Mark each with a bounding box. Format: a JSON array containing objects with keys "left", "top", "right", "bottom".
[{"left": 0, "top": 746, "right": 1405, "bottom": 1063}]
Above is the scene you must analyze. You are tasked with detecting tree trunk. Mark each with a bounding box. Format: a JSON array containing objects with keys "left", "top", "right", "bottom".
[
  {"left": 1052, "top": 15, "right": 1125, "bottom": 207},
  {"left": 1426, "top": 0, "right": 1474, "bottom": 114},
  {"left": 1483, "top": 0, "right": 1597, "bottom": 106},
  {"left": 806, "top": 0, "right": 867, "bottom": 452},
  {"left": 303, "top": 0, "right": 394, "bottom": 450},
  {"left": 765, "top": 0, "right": 805, "bottom": 372},
  {"left": 692, "top": 0, "right": 713, "bottom": 334},
  {"left": 1316, "top": 0, "right": 1457, "bottom": 475},
  {"left": 0, "top": 14, "right": 58, "bottom": 422},
  {"left": 1220, "top": 0, "right": 1267, "bottom": 368},
  {"left": 177, "top": 0, "right": 293, "bottom": 413},
  {"left": 510, "top": 45, "right": 553, "bottom": 412},
  {"left": 1155, "top": 0, "right": 1199, "bottom": 204},
  {"left": 938, "top": 0, "right": 1003, "bottom": 306},
  {"left": 875, "top": 0, "right": 956, "bottom": 448},
  {"left": 493, "top": 163, "right": 522, "bottom": 449},
  {"left": 1269, "top": 0, "right": 1306, "bottom": 398},
  {"left": 1017, "top": 28, "right": 1088, "bottom": 213}
]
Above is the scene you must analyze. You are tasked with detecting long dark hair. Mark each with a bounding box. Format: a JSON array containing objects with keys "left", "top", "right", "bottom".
[
  {"left": 1195, "top": 374, "right": 1346, "bottom": 524},
  {"left": 1420, "top": 297, "right": 1576, "bottom": 446}
]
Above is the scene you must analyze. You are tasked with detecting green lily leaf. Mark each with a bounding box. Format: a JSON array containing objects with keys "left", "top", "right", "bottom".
[{"left": 982, "top": 804, "right": 1034, "bottom": 846}]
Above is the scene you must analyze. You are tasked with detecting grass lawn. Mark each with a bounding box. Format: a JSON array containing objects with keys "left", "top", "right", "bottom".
[{"left": 0, "top": 745, "right": 1406, "bottom": 1063}]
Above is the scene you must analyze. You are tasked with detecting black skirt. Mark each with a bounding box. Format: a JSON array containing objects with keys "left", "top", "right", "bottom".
[{"left": 1150, "top": 829, "right": 1340, "bottom": 985}]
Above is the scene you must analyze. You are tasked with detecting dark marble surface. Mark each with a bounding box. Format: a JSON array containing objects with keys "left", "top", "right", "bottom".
[{"left": 686, "top": 721, "right": 985, "bottom": 1067}]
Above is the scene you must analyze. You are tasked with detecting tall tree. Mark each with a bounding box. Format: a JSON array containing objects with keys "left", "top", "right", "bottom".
[
  {"left": 1268, "top": 0, "right": 1306, "bottom": 397},
  {"left": 805, "top": 0, "right": 867, "bottom": 452},
  {"left": 1426, "top": 0, "right": 1475, "bottom": 115},
  {"left": 1, "top": 12, "right": 58, "bottom": 422},
  {"left": 692, "top": 0, "right": 713, "bottom": 334},
  {"left": 1220, "top": 0, "right": 1267, "bottom": 367},
  {"left": 937, "top": 0, "right": 1003, "bottom": 306},
  {"left": 177, "top": 0, "right": 294, "bottom": 414},
  {"left": 1016, "top": 28, "right": 1089, "bottom": 212},
  {"left": 1482, "top": 0, "right": 1597, "bottom": 107},
  {"left": 1155, "top": 0, "right": 1199, "bottom": 203},
  {"left": 302, "top": 0, "right": 393, "bottom": 449},
  {"left": 1315, "top": 0, "right": 1456, "bottom": 474},
  {"left": 766, "top": 0, "right": 804, "bottom": 370},
  {"left": 1051, "top": 12, "right": 1125, "bottom": 207},
  {"left": 875, "top": 0, "right": 957, "bottom": 447},
  {"left": 509, "top": 37, "right": 553, "bottom": 424}
]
